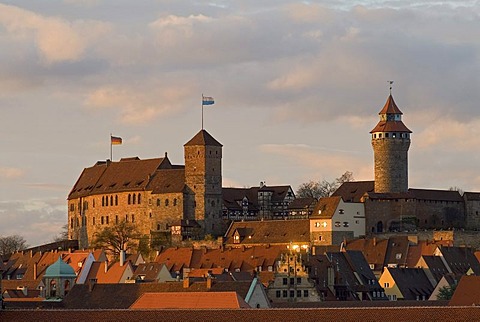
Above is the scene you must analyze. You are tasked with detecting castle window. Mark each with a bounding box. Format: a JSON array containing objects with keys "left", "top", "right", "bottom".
[
  {"left": 173, "top": 198, "right": 177, "bottom": 206},
  {"left": 102, "top": 196, "right": 105, "bottom": 207},
  {"left": 93, "top": 217, "right": 95, "bottom": 225},
  {"left": 157, "top": 224, "right": 160, "bottom": 230},
  {"left": 335, "top": 222, "right": 341, "bottom": 227},
  {"left": 115, "top": 195, "right": 118, "bottom": 206},
  {"left": 385, "top": 133, "right": 389, "bottom": 138},
  {"left": 211, "top": 200, "right": 215, "bottom": 207},
  {"left": 125, "top": 214, "right": 128, "bottom": 222},
  {"left": 149, "top": 212, "right": 152, "bottom": 218},
  {"left": 132, "top": 214, "right": 135, "bottom": 223},
  {"left": 128, "top": 194, "right": 131, "bottom": 205},
  {"left": 101, "top": 216, "right": 104, "bottom": 225},
  {"left": 106, "top": 216, "right": 109, "bottom": 224},
  {"left": 70, "top": 218, "right": 74, "bottom": 229},
  {"left": 157, "top": 199, "right": 160, "bottom": 206},
  {"left": 165, "top": 199, "right": 169, "bottom": 206},
  {"left": 70, "top": 204, "right": 74, "bottom": 212},
  {"left": 343, "top": 222, "right": 349, "bottom": 227},
  {"left": 138, "top": 193, "right": 141, "bottom": 204},
  {"left": 379, "top": 133, "right": 382, "bottom": 138},
  {"left": 339, "top": 209, "right": 344, "bottom": 214},
  {"left": 93, "top": 199, "right": 95, "bottom": 207},
  {"left": 110, "top": 196, "right": 113, "bottom": 206},
  {"left": 133, "top": 194, "right": 136, "bottom": 204}
]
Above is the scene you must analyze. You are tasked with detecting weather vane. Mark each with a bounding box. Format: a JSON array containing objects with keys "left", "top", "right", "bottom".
[{"left": 388, "top": 80, "right": 394, "bottom": 95}]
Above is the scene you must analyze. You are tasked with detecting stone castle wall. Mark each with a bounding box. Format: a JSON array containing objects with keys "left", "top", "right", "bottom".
[{"left": 372, "top": 138, "right": 410, "bottom": 193}]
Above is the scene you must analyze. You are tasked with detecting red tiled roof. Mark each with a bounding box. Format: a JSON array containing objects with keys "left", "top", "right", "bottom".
[
  {"left": 332, "top": 181, "right": 374, "bottom": 203},
  {"left": 130, "top": 291, "right": 250, "bottom": 309},
  {"left": 69, "top": 157, "right": 172, "bottom": 199},
  {"left": 311, "top": 196, "right": 341, "bottom": 219},
  {"left": 449, "top": 275, "right": 480, "bottom": 306},
  {"left": 4, "top": 307, "right": 480, "bottom": 321},
  {"left": 224, "top": 220, "right": 310, "bottom": 245},
  {"left": 184, "top": 129, "right": 222, "bottom": 147},
  {"left": 370, "top": 121, "right": 412, "bottom": 133},
  {"left": 379, "top": 95, "right": 403, "bottom": 115}
]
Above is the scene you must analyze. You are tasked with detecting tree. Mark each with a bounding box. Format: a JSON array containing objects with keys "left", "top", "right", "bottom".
[
  {"left": 0, "top": 235, "right": 28, "bottom": 256},
  {"left": 91, "top": 220, "right": 140, "bottom": 259},
  {"left": 296, "top": 171, "right": 354, "bottom": 200},
  {"left": 52, "top": 224, "right": 69, "bottom": 242},
  {"left": 437, "top": 284, "right": 457, "bottom": 300}
]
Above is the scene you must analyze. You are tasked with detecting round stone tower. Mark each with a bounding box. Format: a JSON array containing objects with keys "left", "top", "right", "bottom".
[{"left": 370, "top": 94, "right": 412, "bottom": 193}]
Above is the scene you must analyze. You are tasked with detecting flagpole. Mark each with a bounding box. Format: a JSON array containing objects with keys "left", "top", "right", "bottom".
[
  {"left": 110, "top": 133, "right": 112, "bottom": 161},
  {"left": 201, "top": 94, "right": 204, "bottom": 130}
]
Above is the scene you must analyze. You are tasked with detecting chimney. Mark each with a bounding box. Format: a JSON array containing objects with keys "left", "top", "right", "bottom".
[
  {"left": 33, "top": 262, "right": 38, "bottom": 280},
  {"left": 120, "top": 250, "right": 126, "bottom": 267},
  {"left": 206, "top": 276, "right": 212, "bottom": 289},
  {"left": 104, "top": 261, "right": 108, "bottom": 273},
  {"left": 183, "top": 277, "right": 190, "bottom": 289},
  {"left": 88, "top": 278, "right": 97, "bottom": 292}
]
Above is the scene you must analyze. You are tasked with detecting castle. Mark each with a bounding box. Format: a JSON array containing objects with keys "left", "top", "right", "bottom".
[
  {"left": 68, "top": 129, "right": 225, "bottom": 249},
  {"left": 68, "top": 93, "right": 480, "bottom": 250},
  {"left": 333, "top": 94, "right": 480, "bottom": 233}
]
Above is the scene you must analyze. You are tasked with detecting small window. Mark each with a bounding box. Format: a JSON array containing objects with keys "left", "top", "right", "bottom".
[
  {"left": 384, "top": 282, "right": 390, "bottom": 288},
  {"left": 343, "top": 222, "right": 349, "bottom": 227},
  {"left": 283, "top": 278, "right": 288, "bottom": 285},
  {"left": 303, "top": 290, "right": 308, "bottom": 297},
  {"left": 282, "top": 290, "right": 287, "bottom": 298},
  {"left": 339, "top": 209, "right": 344, "bottom": 214},
  {"left": 289, "top": 290, "right": 294, "bottom": 298},
  {"left": 335, "top": 222, "right": 341, "bottom": 227},
  {"left": 174, "top": 198, "right": 178, "bottom": 206},
  {"left": 395, "top": 253, "right": 402, "bottom": 259},
  {"left": 101, "top": 216, "right": 104, "bottom": 225},
  {"left": 157, "top": 199, "right": 161, "bottom": 206},
  {"left": 297, "top": 290, "right": 302, "bottom": 298},
  {"left": 165, "top": 199, "right": 169, "bottom": 206},
  {"left": 138, "top": 193, "right": 141, "bottom": 204},
  {"left": 93, "top": 217, "right": 95, "bottom": 225},
  {"left": 131, "top": 214, "right": 135, "bottom": 223},
  {"left": 276, "top": 290, "right": 281, "bottom": 298}
]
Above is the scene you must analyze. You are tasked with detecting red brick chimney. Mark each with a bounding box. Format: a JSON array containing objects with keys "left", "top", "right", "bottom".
[{"left": 183, "top": 277, "right": 190, "bottom": 289}]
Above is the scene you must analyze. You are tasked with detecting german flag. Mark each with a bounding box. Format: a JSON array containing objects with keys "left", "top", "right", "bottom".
[{"left": 111, "top": 136, "right": 122, "bottom": 145}]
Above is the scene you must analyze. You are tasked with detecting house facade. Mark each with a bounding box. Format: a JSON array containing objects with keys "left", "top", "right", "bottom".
[{"left": 309, "top": 197, "right": 365, "bottom": 245}]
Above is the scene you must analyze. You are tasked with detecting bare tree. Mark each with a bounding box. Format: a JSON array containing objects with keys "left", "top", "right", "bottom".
[
  {"left": 0, "top": 235, "right": 28, "bottom": 256},
  {"left": 53, "top": 224, "right": 69, "bottom": 242},
  {"left": 297, "top": 171, "right": 354, "bottom": 200},
  {"left": 91, "top": 220, "right": 140, "bottom": 259}
]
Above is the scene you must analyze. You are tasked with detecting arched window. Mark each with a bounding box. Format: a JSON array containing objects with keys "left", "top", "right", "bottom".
[
  {"left": 64, "top": 280, "right": 70, "bottom": 296},
  {"left": 133, "top": 194, "right": 136, "bottom": 204},
  {"left": 115, "top": 195, "right": 118, "bottom": 206},
  {"left": 50, "top": 280, "right": 57, "bottom": 298},
  {"left": 128, "top": 194, "right": 131, "bottom": 205},
  {"left": 105, "top": 196, "right": 108, "bottom": 207},
  {"left": 138, "top": 193, "right": 141, "bottom": 204},
  {"left": 102, "top": 196, "right": 105, "bottom": 207},
  {"left": 110, "top": 196, "right": 113, "bottom": 206}
]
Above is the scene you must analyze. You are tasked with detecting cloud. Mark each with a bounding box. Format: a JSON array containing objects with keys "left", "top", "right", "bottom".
[
  {"left": 0, "top": 3, "right": 111, "bottom": 63},
  {"left": 0, "top": 198, "right": 66, "bottom": 246},
  {"left": 0, "top": 167, "right": 25, "bottom": 179},
  {"left": 85, "top": 82, "right": 194, "bottom": 125}
]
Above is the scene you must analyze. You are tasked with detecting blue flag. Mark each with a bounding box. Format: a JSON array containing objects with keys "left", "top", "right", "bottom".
[{"left": 202, "top": 96, "right": 214, "bottom": 105}]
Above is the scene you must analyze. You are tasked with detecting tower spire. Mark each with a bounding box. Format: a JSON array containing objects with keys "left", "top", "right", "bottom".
[{"left": 388, "top": 80, "right": 394, "bottom": 95}]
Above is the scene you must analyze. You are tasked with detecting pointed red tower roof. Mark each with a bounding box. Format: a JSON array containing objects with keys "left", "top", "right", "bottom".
[
  {"left": 370, "top": 95, "right": 411, "bottom": 133},
  {"left": 379, "top": 94, "right": 403, "bottom": 115},
  {"left": 184, "top": 129, "right": 223, "bottom": 147}
]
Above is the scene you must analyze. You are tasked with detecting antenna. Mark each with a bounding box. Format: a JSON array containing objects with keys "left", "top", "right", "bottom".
[{"left": 388, "top": 80, "right": 394, "bottom": 95}]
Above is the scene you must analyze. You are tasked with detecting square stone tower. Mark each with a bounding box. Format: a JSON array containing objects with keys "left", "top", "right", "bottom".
[{"left": 184, "top": 129, "right": 224, "bottom": 236}]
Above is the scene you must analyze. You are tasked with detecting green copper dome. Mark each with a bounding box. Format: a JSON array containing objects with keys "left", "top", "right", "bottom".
[{"left": 43, "top": 257, "right": 76, "bottom": 278}]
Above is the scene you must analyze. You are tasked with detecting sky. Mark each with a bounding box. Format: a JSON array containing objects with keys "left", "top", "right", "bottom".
[{"left": 1, "top": 0, "right": 480, "bottom": 247}]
